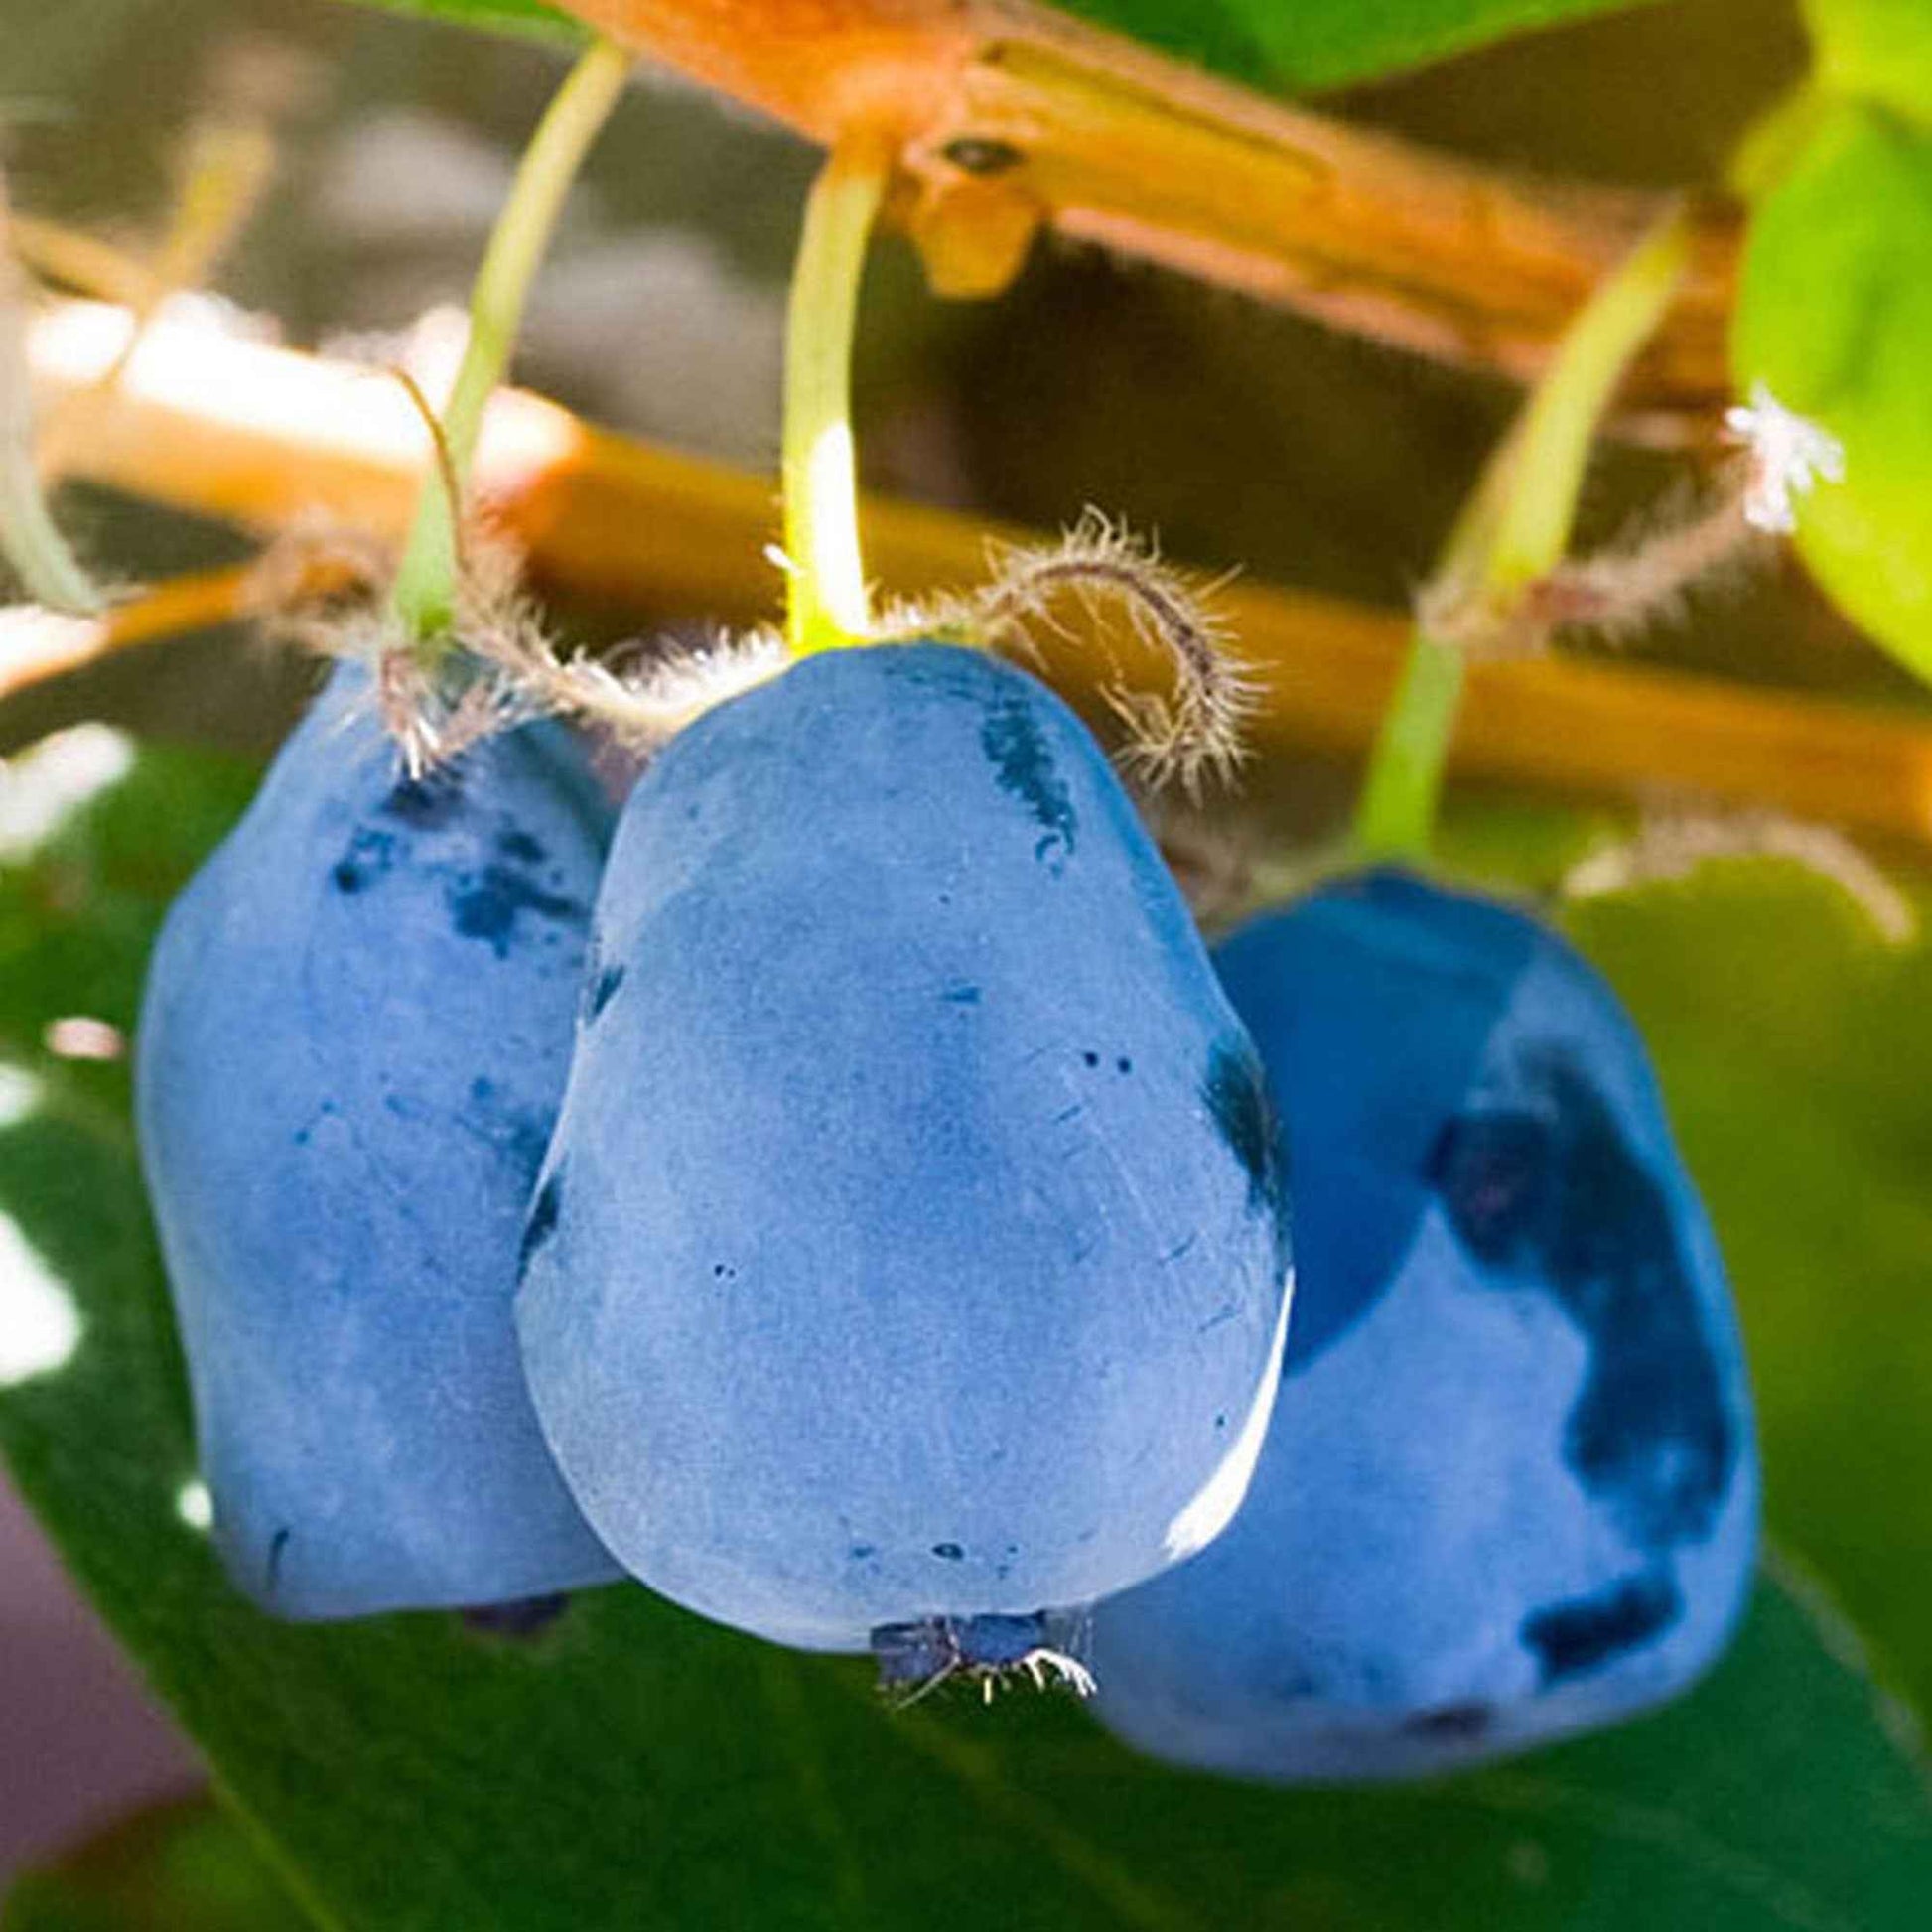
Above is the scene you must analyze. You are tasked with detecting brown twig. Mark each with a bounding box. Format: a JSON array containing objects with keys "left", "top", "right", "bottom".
[
  {"left": 0, "top": 548, "right": 366, "bottom": 704},
  {"left": 18, "top": 296, "right": 1932, "bottom": 851},
  {"left": 556, "top": 0, "right": 1737, "bottom": 421}
]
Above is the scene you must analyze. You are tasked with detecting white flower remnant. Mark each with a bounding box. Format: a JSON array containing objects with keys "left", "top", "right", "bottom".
[{"left": 1724, "top": 382, "right": 1846, "bottom": 534}]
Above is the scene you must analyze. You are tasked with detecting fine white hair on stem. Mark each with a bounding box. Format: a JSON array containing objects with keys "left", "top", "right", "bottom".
[
  {"left": 1421, "top": 459, "right": 1776, "bottom": 661},
  {"left": 257, "top": 510, "right": 791, "bottom": 768},
  {"left": 442, "top": 532, "right": 790, "bottom": 756},
  {"left": 482, "top": 620, "right": 791, "bottom": 753},
  {"left": 910, "top": 511, "right": 1258, "bottom": 797},
  {"left": 264, "top": 507, "right": 1254, "bottom": 781},
  {"left": 1563, "top": 801, "right": 1916, "bottom": 947}
]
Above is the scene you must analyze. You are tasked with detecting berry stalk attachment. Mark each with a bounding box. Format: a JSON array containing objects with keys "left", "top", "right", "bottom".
[
  {"left": 0, "top": 186, "right": 106, "bottom": 617},
  {"left": 388, "top": 37, "right": 632, "bottom": 656},
  {"left": 780, "top": 128, "right": 897, "bottom": 657},
  {"left": 1352, "top": 207, "right": 1693, "bottom": 865}
]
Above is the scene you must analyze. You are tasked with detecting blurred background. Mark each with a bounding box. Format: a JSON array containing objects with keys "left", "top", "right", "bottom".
[{"left": 2, "top": 0, "right": 1922, "bottom": 1885}]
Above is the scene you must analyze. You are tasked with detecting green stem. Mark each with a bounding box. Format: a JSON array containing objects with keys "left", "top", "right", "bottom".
[
  {"left": 782, "top": 130, "right": 896, "bottom": 657},
  {"left": 1351, "top": 204, "right": 1694, "bottom": 865},
  {"left": 1352, "top": 634, "right": 1466, "bottom": 867},
  {"left": 0, "top": 214, "right": 104, "bottom": 616},
  {"left": 389, "top": 38, "right": 630, "bottom": 653}
]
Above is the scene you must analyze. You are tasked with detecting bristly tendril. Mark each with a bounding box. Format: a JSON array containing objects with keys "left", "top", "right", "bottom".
[{"left": 889, "top": 511, "right": 1258, "bottom": 798}]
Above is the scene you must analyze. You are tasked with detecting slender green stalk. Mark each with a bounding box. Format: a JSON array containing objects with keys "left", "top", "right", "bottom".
[
  {"left": 1352, "top": 205, "right": 1693, "bottom": 864},
  {"left": 1481, "top": 209, "right": 1694, "bottom": 597},
  {"left": 0, "top": 204, "right": 104, "bottom": 616},
  {"left": 781, "top": 130, "right": 896, "bottom": 657},
  {"left": 389, "top": 37, "right": 631, "bottom": 652},
  {"left": 1351, "top": 635, "right": 1466, "bottom": 868}
]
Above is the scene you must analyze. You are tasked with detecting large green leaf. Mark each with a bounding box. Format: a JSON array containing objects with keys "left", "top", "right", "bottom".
[
  {"left": 1, "top": 1800, "right": 309, "bottom": 1932},
  {"left": 333, "top": 0, "right": 578, "bottom": 44},
  {"left": 2, "top": 728, "right": 1930, "bottom": 1930},
  {"left": 1053, "top": 0, "right": 1661, "bottom": 93},
  {"left": 1561, "top": 857, "right": 1932, "bottom": 1725},
  {"left": 340, "top": 0, "right": 1658, "bottom": 95},
  {"left": 1732, "top": 98, "right": 1932, "bottom": 686},
  {"left": 1804, "top": 0, "right": 1932, "bottom": 123}
]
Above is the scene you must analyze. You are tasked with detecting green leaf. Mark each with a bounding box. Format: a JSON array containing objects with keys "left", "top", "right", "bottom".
[
  {"left": 1560, "top": 856, "right": 1932, "bottom": 1727},
  {"left": 335, "top": 0, "right": 578, "bottom": 46},
  {"left": 333, "top": 0, "right": 1659, "bottom": 96},
  {"left": 1049, "top": 0, "right": 1661, "bottom": 94},
  {"left": 1732, "top": 97, "right": 1932, "bottom": 684},
  {"left": 1, "top": 727, "right": 1929, "bottom": 1929},
  {"left": 1804, "top": 0, "right": 1932, "bottom": 125},
  {"left": 2, "top": 1799, "right": 310, "bottom": 1932}
]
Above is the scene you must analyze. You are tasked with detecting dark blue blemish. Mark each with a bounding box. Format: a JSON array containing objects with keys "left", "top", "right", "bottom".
[
  {"left": 331, "top": 827, "right": 396, "bottom": 896},
  {"left": 503, "top": 1113, "right": 551, "bottom": 1190},
  {"left": 871, "top": 1612, "right": 1051, "bottom": 1691},
  {"left": 979, "top": 690, "right": 1076, "bottom": 871},
  {"left": 1402, "top": 1701, "right": 1494, "bottom": 1743},
  {"left": 519, "top": 1173, "right": 564, "bottom": 1274},
  {"left": 1521, "top": 1569, "right": 1682, "bottom": 1685},
  {"left": 495, "top": 826, "right": 546, "bottom": 866},
  {"left": 462, "top": 1592, "right": 570, "bottom": 1640},
  {"left": 942, "top": 983, "right": 981, "bottom": 1006},
  {"left": 712, "top": 1262, "right": 737, "bottom": 1282},
  {"left": 449, "top": 866, "right": 587, "bottom": 958},
  {"left": 931, "top": 1541, "right": 965, "bottom": 1561},
  {"left": 266, "top": 1526, "right": 291, "bottom": 1596},
  {"left": 1268, "top": 1665, "right": 1322, "bottom": 1702},
  {"left": 383, "top": 769, "right": 464, "bottom": 829},
  {"left": 590, "top": 962, "right": 625, "bottom": 1020},
  {"left": 1082, "top": 1050, "right": 1101, "bottom": 1068},
  {"left": 471, "top": 1076, "right": 495, "bottom": 1105},
  {"left": 954, "top": 1613, "right": 1049, "bottom": 1667},
  {"left": 1116, "top": 1056, "right": 1133, "bottom": 1074},
  {"left": 1435, "top": 1050, "right": 1734, "bottom": 1550},
  {"left": 1429, "top": 1111, "right": 1552, "bottom": 1268},
  {"left": 850, "top": 1543, "right": 876, "bottom": 1561},
  {"left": 1201, "top": 1036, "right": 1281, "bottom": 1216}
]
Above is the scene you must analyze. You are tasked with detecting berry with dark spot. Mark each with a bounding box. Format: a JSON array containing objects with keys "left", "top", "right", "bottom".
[
  {"left": 137, "top": 662, "right": 621, "bottom": 1619},
  {"left": 1088, "top": 869, "right": 1757, "bottom": 1781},
  {"left": 516, "top": 642, "right": 1291, "bottom": 1653}
]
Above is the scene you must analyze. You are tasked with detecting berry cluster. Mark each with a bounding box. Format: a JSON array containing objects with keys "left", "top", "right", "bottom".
[{"left": 135, "top": 634, "right": 1756, "bottom": 1781}]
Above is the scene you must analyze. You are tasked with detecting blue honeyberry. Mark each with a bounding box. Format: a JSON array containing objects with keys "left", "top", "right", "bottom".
[
  {"left": 1087, "top": 868, "right": 1758, "bottom": 1780},
  {"left": 137, "top": 662, "right": 622, "bottom": 1619},
  {"left": 515, "top": 642, "right": 1292, "bottom": 1654}
]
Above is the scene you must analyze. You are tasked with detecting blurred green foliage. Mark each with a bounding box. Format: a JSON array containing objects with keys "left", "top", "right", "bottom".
[
  {"left": 1734, "top": 100, "right": 1932, "bottom": 685},
  {"left": 2, "top": 1802, "right": 308, "bottom": 1932}
]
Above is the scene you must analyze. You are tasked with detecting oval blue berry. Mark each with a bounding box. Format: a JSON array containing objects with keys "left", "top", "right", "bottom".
[
  {"left": 1087, "top": 869, "right": 1758, "bottom": 1780},
  {"left": 516, "top": 642, "right": 1292, "bottom": 1652},
  {"left": 137, "top": 663, "right": 621, "bottom": 1619}
]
